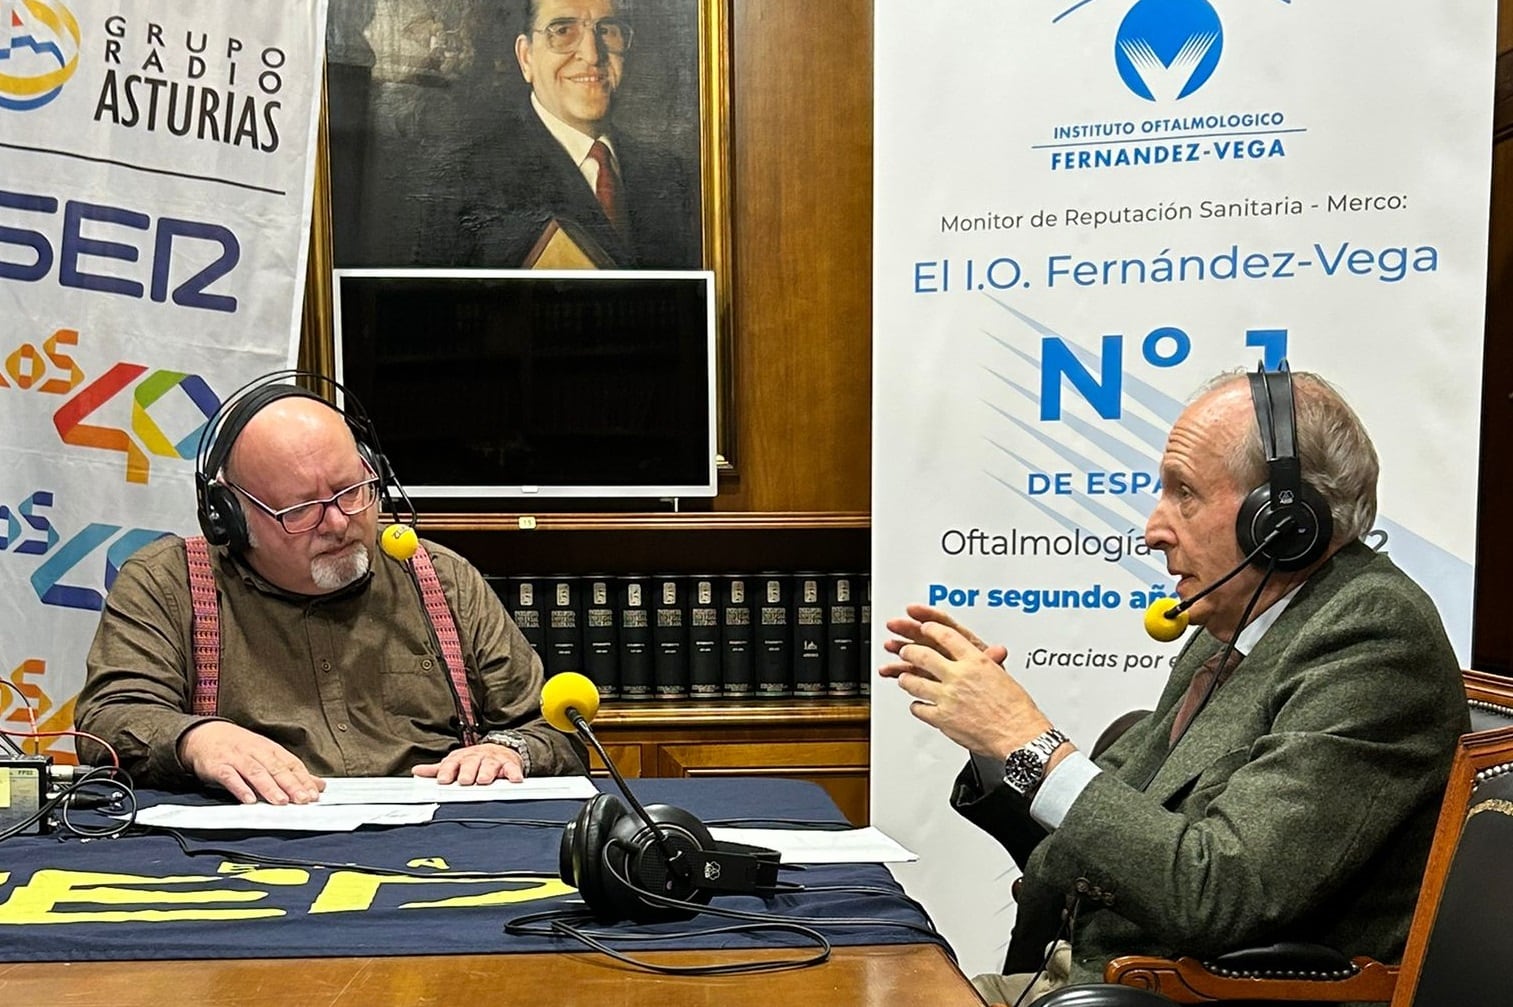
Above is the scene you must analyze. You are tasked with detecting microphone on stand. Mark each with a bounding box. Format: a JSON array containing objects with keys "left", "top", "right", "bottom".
[
  {"left": 543, "top": 672, "right": 781, "bottom": 923},
  {"left": 542, "top": 672, "right": 690, "bottom": 880}
]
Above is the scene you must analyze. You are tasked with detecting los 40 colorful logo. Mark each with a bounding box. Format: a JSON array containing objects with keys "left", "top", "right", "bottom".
[
  {"left": 3, "top": 327, "right": 219, "bottom": 611},
  {"left": 4, "top": 488, "right": 168, "bottom": 611},
  {"left": 2, "top": 657, "right": 79, "bottom": 762},
  {"left": 4, "top": 327, "right": 220, "bottom": 483}
]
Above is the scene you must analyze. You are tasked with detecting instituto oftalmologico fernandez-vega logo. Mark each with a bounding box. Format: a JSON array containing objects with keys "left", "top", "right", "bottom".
[
  {"left": 1113, "top": 0, "right": 1223, "bottom": 102},
  {"left": 0, "top": 0, "right": 80, "bottom": 110}
]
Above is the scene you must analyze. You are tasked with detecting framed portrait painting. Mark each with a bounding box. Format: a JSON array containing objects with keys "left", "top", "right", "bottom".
[{"left": 304, "top": 0, "right": 734, "bottom": 463}]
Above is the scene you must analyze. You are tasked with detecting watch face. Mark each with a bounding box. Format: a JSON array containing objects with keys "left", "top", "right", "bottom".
[{"left": 1003, "top": 749, "right": 1045, "bottom": 795}]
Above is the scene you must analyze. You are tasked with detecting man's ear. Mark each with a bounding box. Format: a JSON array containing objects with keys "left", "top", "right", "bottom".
[{"left": 514, "top": 34, "right": 534, "bottom": 83}]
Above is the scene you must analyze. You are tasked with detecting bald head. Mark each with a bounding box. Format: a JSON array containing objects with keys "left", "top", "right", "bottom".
[
  {"left": 226, "top": 396, "right": 360, "bottom": 488},
  {"left": 221, "top": 396, "right": 378, "bottom": 595}
]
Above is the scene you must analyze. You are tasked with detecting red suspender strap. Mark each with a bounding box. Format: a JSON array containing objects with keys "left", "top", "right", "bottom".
[
  {"left": 184, "top": 536, "right": 477, "bottom": 746},
  {"left": 409, "top": 543, "right": 479, "bottom": 746},
  {"left": 185, "top": 535, "right": 221, "bottom": 717}
]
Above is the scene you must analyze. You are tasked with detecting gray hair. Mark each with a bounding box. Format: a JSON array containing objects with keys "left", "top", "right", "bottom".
[{"left": 1195, "top": 369, "right": 1379, "bottom": 544}]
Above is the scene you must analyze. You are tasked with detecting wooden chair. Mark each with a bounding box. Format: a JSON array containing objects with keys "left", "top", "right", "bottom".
[
  {"left": 1027, "top": 670, "right": 1513, "bottom": 1006},
  {"left": 1462, "top": 667, "right": 1513, "bottom": 733}
]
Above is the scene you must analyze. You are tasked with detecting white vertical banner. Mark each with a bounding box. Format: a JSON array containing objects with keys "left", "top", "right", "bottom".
[
  {"left": 0, "top": 2, "right": 326, "bottom": 756},
  {"left": 872, "top": 0, "right": 1494, "bottom": 974}
]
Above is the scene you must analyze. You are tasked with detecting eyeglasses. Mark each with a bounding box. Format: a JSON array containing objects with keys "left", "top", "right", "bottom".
[
  {"left": 228, "top": 472, "right": 382, "bottom": 535},
  {"left": 531, "top": 17, "right": 633, "bottom": 55}
]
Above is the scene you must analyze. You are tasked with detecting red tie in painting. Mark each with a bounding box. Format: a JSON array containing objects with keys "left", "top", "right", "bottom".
[{"left": 588, "top": 140, "right": 621, "bottom": 229}]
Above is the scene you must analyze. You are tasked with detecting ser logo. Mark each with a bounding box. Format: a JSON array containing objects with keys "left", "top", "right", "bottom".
[
  {"left": 0, "top": 0, "right": 80, "bottom": 111},
  {"left": 1113, "top": 0, "right": 1223, "bottom": 102}
]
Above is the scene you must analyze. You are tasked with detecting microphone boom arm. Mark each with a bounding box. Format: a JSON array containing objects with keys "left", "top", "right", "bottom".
[{"left": 569, "top": 707, "right": 691, "bottom": 881}]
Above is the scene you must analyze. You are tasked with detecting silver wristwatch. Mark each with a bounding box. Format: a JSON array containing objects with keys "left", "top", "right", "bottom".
[
  {"left": 1002, "top": 727, "right": 1070, "bottom": 796},
  {"left": 481, "top": 729, "right": 532, "bottom": 777}
]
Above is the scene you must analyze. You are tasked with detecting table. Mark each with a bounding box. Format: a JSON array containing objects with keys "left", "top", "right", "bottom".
[
  {"left": 0, "top": 778, "right": 987, "bottom": 1005},
  {"left": 0, "top": 944, "right": 984, "bottom": 1007}
]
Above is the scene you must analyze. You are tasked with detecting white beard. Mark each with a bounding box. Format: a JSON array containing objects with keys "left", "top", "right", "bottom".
[{"left": 311, "top": 542, "right": 370, "bottom": 591}]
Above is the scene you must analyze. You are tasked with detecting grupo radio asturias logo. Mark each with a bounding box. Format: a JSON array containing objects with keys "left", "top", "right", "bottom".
[
  {"left": 3, "top": 3, "right": 289, "bottom": 152},
  {"left": 0, "top": 0, "right": 80, "bottom": 110},
  {"left": 1041, "top": 0, "right": 1297, "bottom": 174}
]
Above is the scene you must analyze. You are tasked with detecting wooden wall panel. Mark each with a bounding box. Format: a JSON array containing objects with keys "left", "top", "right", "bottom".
[
  {"left": 717, "top": 0, "right": 874, "bottom": 514},
  {"left": 1473, "top": 2, "right": 1513, "bottom": 672},
  {"left": 657, "top": 741, "right": 871, "bottom": 825}
]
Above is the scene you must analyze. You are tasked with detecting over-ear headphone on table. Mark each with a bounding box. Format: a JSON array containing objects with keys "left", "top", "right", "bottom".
[
  {"left": 543, "top": 673, "right": 782, "bottom": 924},
  {"left": 1236, "top": 363, "right": 1333, "bottom": 572},
  {"left": 194, "top": 369, "right": 412, "bottom": 553},
  {"left": 559, "top": 792, "right": 782, "bottom": 925}
]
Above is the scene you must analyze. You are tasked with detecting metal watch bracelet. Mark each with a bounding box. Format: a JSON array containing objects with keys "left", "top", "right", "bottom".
[{"left": 481, "top": 729, "right": 532, "bottom": 776}]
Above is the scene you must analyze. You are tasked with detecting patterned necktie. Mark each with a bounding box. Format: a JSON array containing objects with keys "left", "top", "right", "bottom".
[
  {"left": 587, "top": 140, "right": 622, "bottom": 229},
  {"left": 1169, "top": 648, "right": 1242, "bottom": 747}
]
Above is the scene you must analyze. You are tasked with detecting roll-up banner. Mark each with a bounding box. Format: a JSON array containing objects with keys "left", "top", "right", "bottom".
[
  {"left": 872, "top": 0, "right": 1495, "bottom": 972},
  {"left": 0, "top": 2, "right": 327, "bottom": 757}
]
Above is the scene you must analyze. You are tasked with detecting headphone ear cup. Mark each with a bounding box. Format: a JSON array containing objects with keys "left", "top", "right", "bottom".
[
  {"left": 563, "top": 793, "right": 634, "bottom": 923},
  {"left": 607, "top": 803, "right": 710, "bottom": 923},
  {"left": 1235, "top": 481, "right": 1333, "bottom": 572},
  {"left": 198, "top": 482, "right": 248, "bottom": 552}
]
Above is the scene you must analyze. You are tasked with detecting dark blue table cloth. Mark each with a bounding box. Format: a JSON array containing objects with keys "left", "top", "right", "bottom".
[{"left": 0, "top": 777, "right": 945, "bottom": 962}]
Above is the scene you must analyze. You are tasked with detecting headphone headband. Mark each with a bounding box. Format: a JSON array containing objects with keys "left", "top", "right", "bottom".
[
  {"left": 1236, "top": 362, "right": 1332, "bottom": 572},
  {"left": 194, "top": 369, "right": 410, "bottom": 552},
  {"left": 1248, "top": 365, "right": 1304, "bottom": 508}
]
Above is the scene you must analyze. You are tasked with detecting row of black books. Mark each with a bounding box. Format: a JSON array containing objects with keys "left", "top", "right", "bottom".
[{"left": 485, "top": 573, "right": 871, "bottom": 701}]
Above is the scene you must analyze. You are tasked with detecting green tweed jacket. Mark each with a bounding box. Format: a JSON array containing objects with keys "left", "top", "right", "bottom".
[{"left": 952, "top": 541, "right": 1468, "bottom": 988}]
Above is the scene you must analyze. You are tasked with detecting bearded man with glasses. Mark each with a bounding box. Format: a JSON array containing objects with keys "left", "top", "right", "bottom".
[{"left": 77, "top": 391, "right": 585, "bottom": 805}]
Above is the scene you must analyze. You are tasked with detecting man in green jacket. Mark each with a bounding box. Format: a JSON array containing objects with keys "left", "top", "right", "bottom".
[{"left": 881, "top": 369, "right": 1467, "bottom": 1001}]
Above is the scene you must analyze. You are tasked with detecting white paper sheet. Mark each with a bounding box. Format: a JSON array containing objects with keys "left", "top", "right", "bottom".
[
  {"left": 316, "top": 776, "right": 599, "bottom": 805},
  {"left": 130, "top": 802, "right": 438, "bottom": 832},
  {"left": 708, "top": 826, "right": 919, "bottom": 864}
]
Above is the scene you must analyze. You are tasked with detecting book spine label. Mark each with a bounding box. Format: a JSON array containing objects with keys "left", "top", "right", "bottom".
[
  {"left": 652, "top": 576, "right": 688, "bottom": 700},
  {"left": 793, "top": 574, "right": 827, "bottom": 697},
  {"left": 688, "top": 577, "right": 722, "bottom": 699},
  {"left": 755, "top": 574, "right": 791, "bottom": 698},
  {"left": 583, "top": 576, "right": 619, "bottom": 699},
  {"left": 826, "top": 574, "right": 860, "bottom": 697},
  {"left": 721, "top": 575, "right": 754, "bottom": 698},
  {"left": 543, "top": 577, "right": 582, "bottom": 677},
  {"left": 618, "top": 578, "right": 653, "bottom": 700},
  {"left": 503, "top": 577, "right": 546, "bottom": 663}
]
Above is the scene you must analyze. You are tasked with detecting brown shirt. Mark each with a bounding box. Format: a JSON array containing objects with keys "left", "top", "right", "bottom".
[{"left": 76, "top": 534, "right": 585, "bottom": 787}]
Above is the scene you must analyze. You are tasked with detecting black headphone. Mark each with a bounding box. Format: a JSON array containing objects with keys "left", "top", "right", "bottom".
[
  {"left": 1235, "top": 363, "right": 1333, "bottom": 572},
  {"left": 194, "top": 370, "right": 404, "bottom": 553},
  {"left": 559, "top": 792, "right": 781, "bottom": 924}
]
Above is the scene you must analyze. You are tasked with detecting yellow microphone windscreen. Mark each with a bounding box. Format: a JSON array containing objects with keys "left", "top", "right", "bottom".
[
  {"left": 1143, "top": 596, "right": 1189, "bottom": 642},
  {"left": 380, "top": 524, "right": 418, "bottom": 561},
  {"left": 541, "top": 671, "right": 600, "bottom": 733}
]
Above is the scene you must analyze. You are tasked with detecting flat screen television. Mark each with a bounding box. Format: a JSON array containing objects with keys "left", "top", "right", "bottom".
[{"left": 333, "top": 269, "right": 718, "bottom": 499}]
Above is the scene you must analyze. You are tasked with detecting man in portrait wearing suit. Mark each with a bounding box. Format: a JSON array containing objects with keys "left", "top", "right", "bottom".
[
  {"left": 880, "top": 368, "right": 1468, "bottom": 1002},
  {"left": 455, "top": 0, "right": 699, "bottom": 269}
]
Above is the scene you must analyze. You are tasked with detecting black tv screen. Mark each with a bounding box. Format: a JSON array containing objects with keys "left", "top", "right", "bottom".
[{"left": 334, "top": 269, "right": 718, "bottom": 499}]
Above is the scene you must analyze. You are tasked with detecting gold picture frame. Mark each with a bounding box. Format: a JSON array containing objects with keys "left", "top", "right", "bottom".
[{"left": 300, "top": 0, "right": 735, "bottom": 471}]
